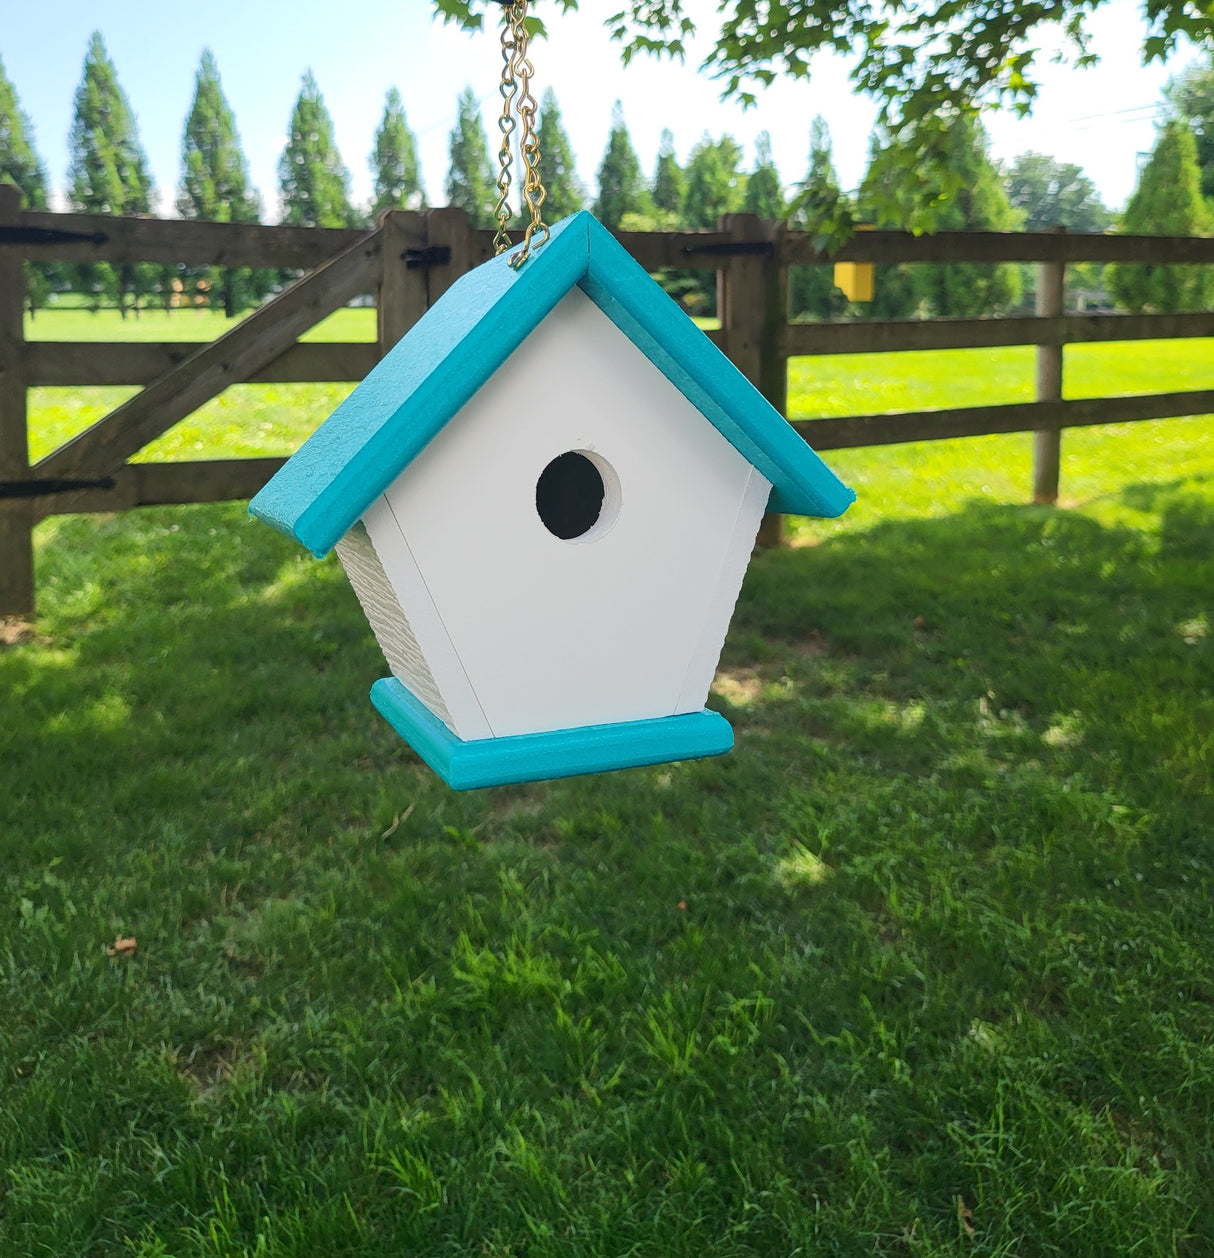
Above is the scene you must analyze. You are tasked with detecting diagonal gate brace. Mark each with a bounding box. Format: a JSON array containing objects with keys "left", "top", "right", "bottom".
[{"left": 34, "top": 226, "right": 384, "bottom": 490}]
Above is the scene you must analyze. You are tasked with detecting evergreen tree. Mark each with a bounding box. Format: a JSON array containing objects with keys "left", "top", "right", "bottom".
[
  {"left": 744, "top": 131, "right": 782, "bottom": 218},
  {"left": 856, "top": 131, "right": 921, "bottom": 319},
  {"left": 68, "top": 33, "right": 153, "bottom": 215},
  {"left": 789, "top": 118, "right": 850, "bottom": 320},
  {"left": 67, "top": 32, "right": 155, "bottom": 315},
  {"left": 0, "top": 55, "right": 55, "bottom": 316},
  {"left": 682, "top": 133, "right": 745, "bottom": 229},
  {"left": 372, "top": 87, "right": 424, "bottom": 216},
  {"left": 1166, "top": 58, "right": 1214, "bottom": 200},
  {"left": 652, "top": 128, "right": 684, "bottom": 216},
  {"left": 612, "top": 130, "right": 684, "bottom": 307},
  {"left": 446, "top": 87, "right": 494, "bottom": 228},
  {"left": 864, "top": 115, "right": 1019, "bottom": 317},
  {"left": 179, "top": 51, "right": 258, "bottom": 222},
  {"left": 792, "top": 117, "right": 842, "bottom": 226},
  {"left": 1003, "top": 152, "right": 1111, "bottom": 233},
  {"left": 279, "top": 71, "right": 355, "bottom": 228},
  {"left": 595, "top": 102, "right": 644, "bottom": 229},
  {"left": 0, "top": 55, "right": 48, "bottom": 208},
  {"left": 672, "top": 134, "right": 745, "bottom": 316},
  {"left": 178, "top": 50, "right": 265, "bottom": 316},
  {"left": 923, "top": 117, "right": 1019, "bottom": 316},
  {"left": 1108, "top": 121, "right": 1214, "bottom": 313},
  {"left": 537, "top": 88, "right": 582, "bottom": 221}
]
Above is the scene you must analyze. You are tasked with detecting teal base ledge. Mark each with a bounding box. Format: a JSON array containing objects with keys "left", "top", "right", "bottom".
[{"left": 370, "top": 677, "right": 735, "bottom": 790}]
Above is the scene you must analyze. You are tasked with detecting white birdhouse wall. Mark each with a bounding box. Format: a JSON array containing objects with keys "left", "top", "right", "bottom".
[{"left": 341, "top": 287, "right": 772, "bottom": 741}]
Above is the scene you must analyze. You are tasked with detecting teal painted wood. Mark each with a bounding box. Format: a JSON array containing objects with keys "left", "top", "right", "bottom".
[
  {"left": 370, "top": 676, "right": 735, "bottom": 790},
  {"left": 579, "top": 218, "right": 855, "bottom": 519},
  {"left": 251, "top": 212, "right": 589, "bottom": 556},
  {"left": 250, "top": 211, "right": 854, "bottom": 557}
]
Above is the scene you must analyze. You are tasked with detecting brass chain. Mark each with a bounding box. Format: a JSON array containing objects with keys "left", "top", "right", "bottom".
[
  {"left": 491, "top": 9, "right": 520, "bottom": 257},
  {"left": 492, "top": 0, "right": 549, "bottom": 268}
]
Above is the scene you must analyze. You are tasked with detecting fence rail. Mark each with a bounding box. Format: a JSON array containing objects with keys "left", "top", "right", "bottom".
[
  {"left": 784, "top": 311, "right": 1214, "bottom": 355},
  {"left": 2, "top": 183, "right": 1212, "bottom": 615}
]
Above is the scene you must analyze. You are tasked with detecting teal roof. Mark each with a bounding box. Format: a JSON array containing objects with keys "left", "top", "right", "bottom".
[{"left": 251, "top": 211, "right": 855, "bottom": 556}]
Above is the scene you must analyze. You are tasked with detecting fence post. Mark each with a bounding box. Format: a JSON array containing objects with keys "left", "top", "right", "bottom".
[
  {"left": 423, "top": 207, "right": 479, "bottom": 305},
  {"left": 376, "top": 209, "right": 429, "bottom": 356},
  {"left": 1033, "top": 240, "right": 1065, "bottom": 505},
  {"left": 719, "top": 213, "right": 786, "bottom": 547},
  {"left": 0, "top": 183, "right": 33, "bottom": 616}
]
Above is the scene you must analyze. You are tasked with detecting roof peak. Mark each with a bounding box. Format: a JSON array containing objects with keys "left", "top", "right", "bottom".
[{"left": 251, "top": 211, "right": 854, "bottom": 556}]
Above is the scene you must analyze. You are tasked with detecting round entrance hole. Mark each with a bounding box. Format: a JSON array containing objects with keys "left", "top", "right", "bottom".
[{"left": 535, "top": 451, "right": 620, "bottom": 542}]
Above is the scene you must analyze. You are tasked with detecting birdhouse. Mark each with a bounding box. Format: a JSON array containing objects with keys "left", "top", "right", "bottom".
[{"left": 251, "top": 211, "right": 855, "bottom": 789}]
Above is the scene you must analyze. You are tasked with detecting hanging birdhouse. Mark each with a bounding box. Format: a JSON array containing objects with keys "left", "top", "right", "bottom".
[{"left": 250, "top": 211, "right": 855, "bottom": 788}]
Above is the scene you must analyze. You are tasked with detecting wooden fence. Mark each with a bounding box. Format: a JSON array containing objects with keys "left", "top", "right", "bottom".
[{"left": 2, "top": 180, "right": 1213, "bottom": 615}]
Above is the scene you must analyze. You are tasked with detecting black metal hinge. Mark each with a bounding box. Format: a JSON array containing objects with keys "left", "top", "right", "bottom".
[
  {"left": 403, "top": 246, "right": 452, "bottom": 269},
  {"left": 682, "top": 241, "right": 775, "bottom": 258},
  {"left": 0, "top": 476, "right": 116, "bottom": 500},
  {"left": 0, "top": 226, "right": 110, "bottom": 247}
]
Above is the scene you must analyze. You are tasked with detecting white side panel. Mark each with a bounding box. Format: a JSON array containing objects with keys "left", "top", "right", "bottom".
[
  {"left": 360, "top": 495, "right": 493, "bottom": 741},
  {"left": 674, "top": 465, "right": 771, "bottom": 713},
  {"left": 381, "top": 288, "right": 760, "bottom": 739},
  {"left": 335, "top": 523, "right": 454, "bottom": 728}
]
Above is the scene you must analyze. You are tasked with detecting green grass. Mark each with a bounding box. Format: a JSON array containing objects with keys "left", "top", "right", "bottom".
[
  {"left": 25, "top": 306, "right": 376, "bottom": 343},
  {"left": 3, "top": 312, "right": 1213, "bottom": 1255},
  {"left": 25, "top": 308, "right": 373, "bottom": 464}
]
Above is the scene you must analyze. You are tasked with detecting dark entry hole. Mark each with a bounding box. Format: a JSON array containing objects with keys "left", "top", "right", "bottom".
[{"left": 536, "top": 452, "right": 605, "bottom": 540}]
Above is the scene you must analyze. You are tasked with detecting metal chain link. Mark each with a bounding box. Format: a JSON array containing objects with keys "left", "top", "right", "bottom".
[
  {"left": 492, "top": 0, "right": 549, "bottom": 268},
  {"left": 492, "top": 9, "right": 520, "bottom": 257}
]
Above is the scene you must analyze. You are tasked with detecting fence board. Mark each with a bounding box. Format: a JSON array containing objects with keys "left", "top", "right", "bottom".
[
  {"left": 452, "top": 226, "right": 739, "bottom": 272},
  {"left": 15, "top": 210, "right": 385, "bottom": 268},
  {"left": 14, "top": 204, "right": 1214, "bottom": 271},
  {"left": 25, "top": 341, "right": 377, "bottom": 386},
  {"left": 786, "top": 312, "right": 1214, "bottom": 356},
  {"left": 610, "top": 230, "right": 737, "bottom": 270},
  {"left": 782, "top": 230, "right": 1214, "bottom": 267},
  {"left": 787, "top": 317, "right": 1058, "bottom": 355},
  {"left": 794, "top": 389, "right": 1214, "bottom": 451},
  {"left": 30, "top": 458, "right": 287, "bottom": 523},
  {"left": 1063, "top": 311, "right": 1214, "bottom": 344}
]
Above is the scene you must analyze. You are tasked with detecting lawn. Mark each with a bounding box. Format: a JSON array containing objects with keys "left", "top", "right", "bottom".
[{"left": 3, "top": 310, "right": 1213, "bottom": 1255}]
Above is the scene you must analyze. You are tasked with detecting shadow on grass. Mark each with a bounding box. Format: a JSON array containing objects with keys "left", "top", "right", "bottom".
[{"left": 2, "top": 484, "right": 1212, "bottom": 1255}]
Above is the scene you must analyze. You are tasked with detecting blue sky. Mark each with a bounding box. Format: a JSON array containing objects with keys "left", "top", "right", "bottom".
[{"left": 1, "top": 0, "right": 1200, "bottom": 217}]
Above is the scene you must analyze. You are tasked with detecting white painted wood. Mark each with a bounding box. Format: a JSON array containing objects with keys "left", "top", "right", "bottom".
[
  {"left": 335, "top": 523, "right": 454, "bottom": 728},
  {"left": 360, "top": 494, "right": 493, "bottom": 740},
  {"left": 674, "top": 464, "right": 771, "bottom": 713},
  {"left": 380, "top": 288, "right": 762, "bottom": 739}
]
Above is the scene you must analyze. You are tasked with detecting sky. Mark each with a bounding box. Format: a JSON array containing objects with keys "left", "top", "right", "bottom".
[{"left": 0, "top": 0, "right": 1203, "bottom": 219}]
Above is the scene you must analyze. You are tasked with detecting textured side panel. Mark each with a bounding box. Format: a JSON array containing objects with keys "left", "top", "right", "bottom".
[{"left": 336, "top": 523, "right": 454, "bottom": 729}]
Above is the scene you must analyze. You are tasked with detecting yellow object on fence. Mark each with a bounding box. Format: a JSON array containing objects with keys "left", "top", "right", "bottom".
[
  {"left": 834, "top": 225, "right": 874, "bottom": 302},
  {"left": 834, "top": 261, "right": 874, "bottom": 303}
]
